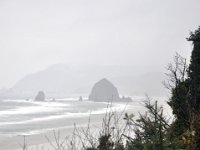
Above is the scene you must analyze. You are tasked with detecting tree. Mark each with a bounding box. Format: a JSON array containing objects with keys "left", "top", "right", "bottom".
[
  {"left": 164, "top": 53, "right": 190, "bottom": 136},
  {"left": 124, "top": 99, "right": 172, "bottom": 150},
  {"left": 187, "top": 26, "right": 200, "bottom": 112},
  {"left": 164, "top": 27, "right": 200, "bottom": 149},
  {"left": 187, "top": 26, "right": 200, "bottom": 149}
]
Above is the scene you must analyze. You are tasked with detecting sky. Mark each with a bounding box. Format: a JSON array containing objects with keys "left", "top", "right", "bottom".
[{"left": 0, "top": 0, "right": 200, "bottom": 89}]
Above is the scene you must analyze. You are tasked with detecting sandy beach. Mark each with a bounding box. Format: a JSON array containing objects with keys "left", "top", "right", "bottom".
[
  {"left": 0, "top": 98, "right": 170, "bottom": 150},
  {"left": 0, "top": 114, "right": 104, "bottom": 150},
  {"left": 0, "top": 112, "right": 108, "bottom": 150}
]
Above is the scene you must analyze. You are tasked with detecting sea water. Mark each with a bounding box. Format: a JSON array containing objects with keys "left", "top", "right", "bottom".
[
  {"left": 0, "top": 98, "right": 135, "bottom": 136},
  {"left": 0, "top": 97, "right": 171, "bottom": 149}
]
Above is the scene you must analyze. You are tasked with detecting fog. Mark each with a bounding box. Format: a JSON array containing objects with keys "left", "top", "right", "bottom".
[
  {"left": 1, "top": 1, "right": 200, "bottom": 149},
  {"left": 0, "top": 0, "right": 200, "bottom": 95}
]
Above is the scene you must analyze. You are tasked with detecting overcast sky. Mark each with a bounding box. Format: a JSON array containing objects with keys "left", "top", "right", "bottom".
[{"left": 0, "top": 0, "right": 200, "bottom": 88}]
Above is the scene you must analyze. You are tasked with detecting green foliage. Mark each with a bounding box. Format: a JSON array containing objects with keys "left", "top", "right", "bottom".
[
  {"left": 166, "top": 26, "right": 200, "bottom": 149},
  {"left": 168, "top": 80, "right": 190, "bottom": 136},
  {"left": 98, "top": 134, "right": 113, "bottom": 150},
  {"left": 187, "top": 26, "right": 200, "bottom": 112},
  {"left": 187, "top": 26, "right": 200, "bottom": 42},
  {"left": 125, "top": 100, "right": 173, "bottom": 150}
]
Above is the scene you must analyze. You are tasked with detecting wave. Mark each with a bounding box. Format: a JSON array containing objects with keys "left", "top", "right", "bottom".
[
  {"left": 0, "top": 101, "right": 69, "bottom": 116},
  {"left": 0, "top": 102, "right": 128, "bottom": 126}
]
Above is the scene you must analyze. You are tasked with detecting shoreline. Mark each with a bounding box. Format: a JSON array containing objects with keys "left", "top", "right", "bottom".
[
  {"left": 0, "top": 100, "right": 170, "bottom": 150},
  {"left": 0, "top": 113, "right": 106, "bottom": 150}
]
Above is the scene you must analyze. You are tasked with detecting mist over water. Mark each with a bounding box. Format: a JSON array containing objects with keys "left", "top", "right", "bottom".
[
  {"left": 0, "top": 64, "right": 167, "bottom": 100},
  {"left": 0, "top": 0, "right": 200, "bottom": 149},
  {"left": 0, "top": 96, "right": 170, "bottom": 137},
  {"left": 0, "top": 98, "right": 128, "bottom": 136}
]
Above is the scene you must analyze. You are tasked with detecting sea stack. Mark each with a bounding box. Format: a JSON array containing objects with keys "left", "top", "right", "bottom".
[
  {"left": 79, "top": 96, "right": 83, "bottom": 101},
  {"left": 89, "top": 78, "right": 120, "bottom": 102},
  {"left": 35, "top": 91, "right": 45, "bottom": 101}
]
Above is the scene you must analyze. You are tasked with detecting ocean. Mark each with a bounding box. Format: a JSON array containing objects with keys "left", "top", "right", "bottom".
[{"left": 0, "top": 96, "right": 171, "bottom": 149}]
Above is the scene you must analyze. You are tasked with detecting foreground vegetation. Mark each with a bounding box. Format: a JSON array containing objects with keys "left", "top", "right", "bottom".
[{"left": 21, "top": 27, "right": 200, "bottom": 150}]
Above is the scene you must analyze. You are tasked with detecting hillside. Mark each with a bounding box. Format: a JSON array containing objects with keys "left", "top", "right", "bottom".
[{"left": 0, "top": 64, "right": 167, "bottom": 99}]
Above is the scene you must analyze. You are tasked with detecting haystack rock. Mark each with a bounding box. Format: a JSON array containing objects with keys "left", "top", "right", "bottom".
[
  {"left": 89, "top": 78, "right": 120, "bottom": 102},
  {"left": 35, "top": 91, "right": 45, "bottom": 101}
]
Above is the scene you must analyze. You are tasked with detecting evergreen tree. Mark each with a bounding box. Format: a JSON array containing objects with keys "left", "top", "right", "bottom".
[
  {"left": 168, "top": 80, "right": 190, "bottom": 136},
  {"left": 124, "top": 100, "right": 172, "bottom": 150},
  {"left": 164, "top": 53, "right": 190, "bottom": 136},
  {"left": 163, "top": 27, "right": 200, "bottom": 149},
  {"left": 187, "top": 26, "right": 200, "bottom": 112},
  {"left": 166, "top": 27, "right": 200, "bottom": 149}
]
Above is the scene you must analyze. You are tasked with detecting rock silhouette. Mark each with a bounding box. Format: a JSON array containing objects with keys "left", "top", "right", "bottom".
[
  {"left": 79, "top": 96, "right": 83, "bottom": 101},
  {"left": 89, "top": 78, "right": 120, "bottom": 102},
  {"left": 35, "top": 91, "right": 45, "bottom": 101},
  {"left": 121, "top": 96, "right": 132, "bottom": 102}
]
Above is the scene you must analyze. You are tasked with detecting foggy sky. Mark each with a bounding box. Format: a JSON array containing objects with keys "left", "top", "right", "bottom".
[{"left": 0, "top": 0, "right": 200, "bottom": 88}]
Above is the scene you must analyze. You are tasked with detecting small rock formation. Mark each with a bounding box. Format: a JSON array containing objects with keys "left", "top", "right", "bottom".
[
  {"left": 89, "top": 78, "right": 120, "bottom": 102},
  {"left": 35, "top": 91, "right": 45, "bottom": 101},
  {"left": 121, "top": 96, "right": 132, "bottom": 102},
  {"left": 79, "top": 96, "right": 83, "bottom": 101}
]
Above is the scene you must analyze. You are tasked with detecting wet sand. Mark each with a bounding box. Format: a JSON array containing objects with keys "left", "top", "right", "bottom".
[
  {"left": 0, "top": 99, "right": 171, "bottom": 150},
  {"left": 0, "top": 113, "right": 106, "bottom": 150}
]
